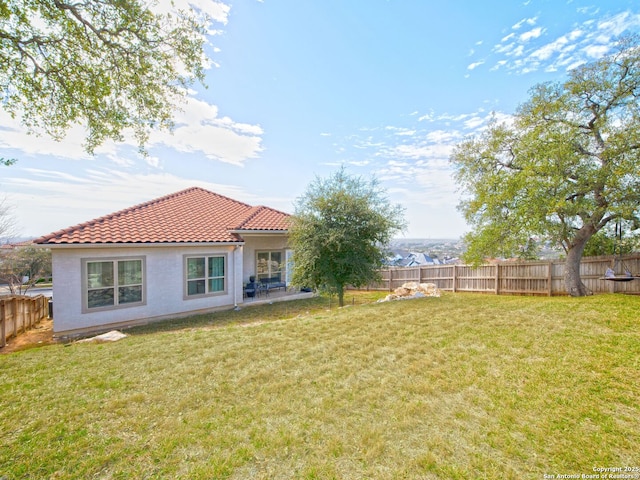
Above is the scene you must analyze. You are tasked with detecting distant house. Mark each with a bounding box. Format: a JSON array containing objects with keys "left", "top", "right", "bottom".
[
  {"left": 405, "top": 252, "right": 435, "bottom": 266},
  {"left": 385, "top": 250, "right": 457, "bottom": 267},
  {"left": 34, "top": 187, "right": 292, "bottom": 336}
]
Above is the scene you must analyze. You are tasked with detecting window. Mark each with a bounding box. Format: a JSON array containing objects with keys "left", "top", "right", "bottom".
[
  {"left": 185, "top": 255, "right": 226, "bottom": 297},
  {"left": 84, "top": 258, "right": 144, "bottom": 310},
  {"left": 256, "top": 251, "right": 283, "bottom": 282}
]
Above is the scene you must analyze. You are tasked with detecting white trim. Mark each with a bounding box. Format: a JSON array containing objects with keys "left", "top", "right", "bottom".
[
  {"left": 183, "top": 253, "right": 228, "bottom": 299},
  {"left": 228, "top": 230, "right": 288, "bottom": 235}
]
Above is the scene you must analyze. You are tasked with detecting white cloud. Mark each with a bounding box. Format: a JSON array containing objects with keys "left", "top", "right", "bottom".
[
  {"left": 484, "top": 9, "right": 639, "bottom": 75},
  {"left": 463, "top": 116, "right": 486, "bottom": 130},
  {"left": 154, "top": 0, "right": 231, "bottom": 25},
  {"left": 4, "top": 167, "right": 258, "bottom": 236},
  {"left": 391, "top": 144, "right": 454, "bottom": 160},
  {"left": 512, "top": 45, "right": 525, "bottom": 57},
  {"left": 467, "top": 60, "right": 485, "bottom": 70},
  {"left": 529, "top": 36, "right": 570, "bottom": 61},
  {"left": 384, "top": 126, "right": 417, "bottom": 136},
  {"left": 147, "top": 95, "right": 264, "bottom": 166},
  {"left": 494, "top": 42, "right": 516, "bottom": 55},
  {"left": 501, "top": 33, "right": 515, "bottom": 43},
  {"left": 512, "top": 17, "right": 537, "bottom": 30},
  {"left": 0, "top": 92, "right": 264, "bottom": 168},
  {"left": 425, "top": 130, "right": 460, "bottom": 143},
  {"left": 597, "top": 11, "right": 640, "bottom": 36},
  {"left": 490, "top": 59, "right": 508, "bottom": 71},
  {"left": 417, "top": 112, "right": 435, "bottom": 122},
  {"left": 583, "top": 44, "right": 610, "bottom": 58},
  {"left": 519, "top": 27, "right": 544, "bottom": 42}
]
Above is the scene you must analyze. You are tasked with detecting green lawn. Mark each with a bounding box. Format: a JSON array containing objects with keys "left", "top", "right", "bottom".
[{"left": 1, "top": 292, "right": 639, "bottom": 479}]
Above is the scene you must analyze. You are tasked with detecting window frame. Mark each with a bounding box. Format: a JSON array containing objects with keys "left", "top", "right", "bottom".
[
  {"left": 183, "top": 253, "right": 228, "bottom": 299},
  {"left": 82, "top": 256, "right": 146, "bottom": 313},
  {"left": 256, "top": 250, "right": 285, "bottom": 283}
]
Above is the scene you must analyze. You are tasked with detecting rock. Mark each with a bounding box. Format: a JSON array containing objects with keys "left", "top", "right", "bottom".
[
  {"left": 378, "top": 282, "right": 441, "bottom": 302},
  {"left": 77, "top": 330, "right": 128, "bottom": 343}
]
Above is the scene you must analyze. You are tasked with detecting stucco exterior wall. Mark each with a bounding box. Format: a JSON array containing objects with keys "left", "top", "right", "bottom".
[
  {"left": 51, "top": 244, "right": 244, "bottom": 335},
  {"left": 241, "top": 234, "right": 290, "bottom": 282}
]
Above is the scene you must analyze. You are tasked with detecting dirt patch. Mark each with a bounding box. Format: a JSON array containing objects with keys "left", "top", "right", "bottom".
[{"left": 1, "top": 317, "right": 57, "bottom": 354}]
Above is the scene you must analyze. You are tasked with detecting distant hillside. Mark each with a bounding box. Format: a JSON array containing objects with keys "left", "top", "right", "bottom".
[{"left": 389, "top": 238, "right": 465, "bottom": 263}]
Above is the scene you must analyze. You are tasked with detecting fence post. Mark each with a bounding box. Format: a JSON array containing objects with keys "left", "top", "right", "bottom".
[
  {"left": 452, "top": 265, "right": 457, "bottom": 293},
  {"left": 0, "top": 299, "right": 5, "bottom": 348},
  {"left": 495, "top": 264, "right": 500, "bottom": 295},
  {"left": 389, "top": 267, "right": 393, "bottom": 292},
  {"left": 19, "top": 297, "right": 25, "bottom": 333},
  {"left": 547, "top": 261, "right": 553, "bottom": 296},
  {"left": 32, "top": 297, "right": 38, "bottom": 328},
  {"left": 10, "top": 297, "right": 17, "bottom": 336},
  {"left": 27, "top": 297, "right": 33, "bottom": 329}
]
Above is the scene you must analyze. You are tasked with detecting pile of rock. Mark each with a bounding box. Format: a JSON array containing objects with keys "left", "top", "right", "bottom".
[{"left": 378, "top": 282, "right": 441, "bottom": 302}]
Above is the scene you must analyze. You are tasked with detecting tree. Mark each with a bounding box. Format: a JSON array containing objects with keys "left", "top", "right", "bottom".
[
  {"left": 0, "top": 245, "right": 51, "bottom": 295},
  {"left": 1, "top": 0, "right": 208, "bottom": 153},
  {"left": 0, "top": 196, "right": 17, "bottom": 240},
  {"left": 451, "top": 36, "right": 640, "bottom": 296},
  {"left": 288, "top": 168, "right": 406, "bottom": 306}
]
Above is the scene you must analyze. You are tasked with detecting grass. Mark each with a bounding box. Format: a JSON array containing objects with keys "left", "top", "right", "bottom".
[{"left": 1, "top": 292, "right": 639, "bottom": 479}]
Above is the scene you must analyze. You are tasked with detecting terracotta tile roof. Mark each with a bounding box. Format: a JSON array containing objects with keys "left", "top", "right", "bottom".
[{"left": 34, "top": 187, "right": 290, "bottom": 245}]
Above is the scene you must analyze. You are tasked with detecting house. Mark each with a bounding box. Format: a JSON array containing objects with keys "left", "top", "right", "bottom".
[{"left": 34, "top": 187, "right": 293, "bottom": 336}]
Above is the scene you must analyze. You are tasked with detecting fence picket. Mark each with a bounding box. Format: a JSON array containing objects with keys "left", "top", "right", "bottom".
[
  {"left": 0, "top": 295, "right": 49, "bottom": 348},
  {"left": 361, "top": 254, "right": 640, "bottom": 296}
]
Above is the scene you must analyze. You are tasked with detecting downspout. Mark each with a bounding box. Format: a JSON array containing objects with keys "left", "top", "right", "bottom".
[{"left": 233, "top": 245, "right": 241, "bottom": 311}]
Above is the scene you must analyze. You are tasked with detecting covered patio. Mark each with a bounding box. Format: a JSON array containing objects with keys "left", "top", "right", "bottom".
[{"left": 241, "top": 286, "right": 314, "bottom": 307}]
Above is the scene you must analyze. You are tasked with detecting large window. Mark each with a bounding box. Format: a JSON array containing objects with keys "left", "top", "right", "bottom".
[
  {"left": 256, "top": 251, "right": 283, "bottom": 282},
  {"left": 185, "top": 255, "right": 226, "bottom": 297},
  {"left": 84, "top": 258, "right": 144, "bottom": 310}
]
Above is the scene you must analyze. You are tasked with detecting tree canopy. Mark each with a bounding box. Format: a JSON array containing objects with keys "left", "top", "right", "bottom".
[
  {"left": 451, "top": 35, "right": 640, "bottom": 296},
  {"left": 288, "top": 168, "right": 405, "bottom": 306},
  {"left": 0, "top": 0, "right": 209, "bottom": 153},
  {"left": 0, "top": 245, "right": 51, "bottom": 295},
  {"left": 0, "top": 196, "right": 16, "bottom": 240}
]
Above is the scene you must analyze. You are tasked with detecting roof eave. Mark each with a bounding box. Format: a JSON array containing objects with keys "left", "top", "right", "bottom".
[
  {"left": 39, "top": 241, "right": 246, "bottom": 249},
  {"left": 228, "top": 229, "right": 288, "bottom": 235}
]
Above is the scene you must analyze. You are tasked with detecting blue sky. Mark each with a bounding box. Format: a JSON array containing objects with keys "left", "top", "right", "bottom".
[{"left": 1, "top": 0, "right": 639, "bottom": 239}]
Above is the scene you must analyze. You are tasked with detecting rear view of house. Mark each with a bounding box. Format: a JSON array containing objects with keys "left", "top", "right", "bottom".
[{"left": 34, "top": 187, "right": 291, "bottom": 336}]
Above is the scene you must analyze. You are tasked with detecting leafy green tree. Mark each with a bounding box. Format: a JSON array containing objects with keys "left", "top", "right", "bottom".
[
  {"left": 0, "top": 245, "right": 51, "bottom": 295},
  {"left": 0, "top": 0, "right": 208, "bottom": 153},
  {"left": 451, "top": 36, "right": 640, "bottom": 296},
  {"left": 288, "top": 168, "right": 406, "bottom": 306}
]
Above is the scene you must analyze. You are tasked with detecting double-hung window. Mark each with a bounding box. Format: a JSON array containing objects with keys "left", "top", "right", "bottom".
[
  {"left": 185, "top": 255, "right": 226, "bottom": 297},
  {"left": 84, "top": 258, "right": 145, "bottom": 311}
]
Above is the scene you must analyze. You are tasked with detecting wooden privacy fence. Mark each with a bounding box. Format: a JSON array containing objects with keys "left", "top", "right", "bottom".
[
  {"left": 0, "top": 295, "right": 50, "bottom": 348},
  {"left": 364, "top": 254, "right": 640, "bottom": 296}
]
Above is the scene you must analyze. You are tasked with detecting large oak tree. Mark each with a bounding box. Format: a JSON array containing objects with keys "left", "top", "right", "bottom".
[
  {"left": 451, "top": 36, "right": 640, "bottom": 296},
  {"left": 1, "top": 0, "right": 209, "bottom": 153}
]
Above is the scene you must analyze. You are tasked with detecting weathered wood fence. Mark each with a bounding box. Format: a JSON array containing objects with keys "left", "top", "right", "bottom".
[
  {"left": 364, "top": 254, "right": 640, "bottom": 296},
  {"left": 0, "top": 295, "right": 50, "bottom": 348}
]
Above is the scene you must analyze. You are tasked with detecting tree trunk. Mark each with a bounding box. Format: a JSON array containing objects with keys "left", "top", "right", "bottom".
[
  {"left": 337, "top": 284, "right": 345, "bottom": 307},
  {"left": 564, "top": 228, "right": 594, "bottom": 297}
]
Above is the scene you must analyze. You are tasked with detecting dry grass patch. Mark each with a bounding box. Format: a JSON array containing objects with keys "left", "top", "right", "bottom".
[{"left": 1, "top": 293, "right": 639, "bottom": 479}]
